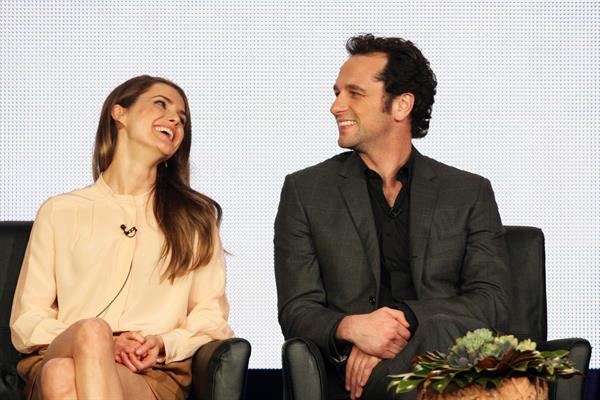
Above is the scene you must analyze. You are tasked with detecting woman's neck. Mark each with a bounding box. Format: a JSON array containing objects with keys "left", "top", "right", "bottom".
[{"left": 102, "top": 156, "right": 157, "bottom": 196}]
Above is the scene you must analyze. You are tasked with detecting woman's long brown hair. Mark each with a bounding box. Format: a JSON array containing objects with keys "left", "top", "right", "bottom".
[{"left": 93, "top": 75, "right": 221, "bottom": 283}]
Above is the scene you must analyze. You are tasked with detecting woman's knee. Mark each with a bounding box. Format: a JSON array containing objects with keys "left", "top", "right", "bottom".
[
  {"left": 72, "top": 318, "right": 114, "bottom": 352},
  {"left": 39, "top": 358, "right": 75, "bottom": 399}
]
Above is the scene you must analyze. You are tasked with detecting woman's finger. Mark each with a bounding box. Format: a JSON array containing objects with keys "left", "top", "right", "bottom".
[
  {"left": 121, "top": 351, "right": 137, "bottom": 372},
  {"left": 135, "top": 340, "right": 154, "bottom": 357},
  {"left": 129, "top": 331, "right": 146, "bottom": 344},
  {"left": 138, "top": 350, "right": 158, "bottom": 371},
  {"left": 128, "top": 352, "right": 146, "bottom": 371},
  {"left": 136, "top": 336, "right": 160, "bottom": 356}
]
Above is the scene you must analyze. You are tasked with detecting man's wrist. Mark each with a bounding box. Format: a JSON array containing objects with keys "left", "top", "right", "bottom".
[{"left": 336, "top": 315, "right": 355, "bottom": 342}]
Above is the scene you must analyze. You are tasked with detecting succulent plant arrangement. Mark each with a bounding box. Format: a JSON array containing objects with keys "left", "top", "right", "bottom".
[{"left": 388, "top": 328, "right": 581, "bottom": 396}]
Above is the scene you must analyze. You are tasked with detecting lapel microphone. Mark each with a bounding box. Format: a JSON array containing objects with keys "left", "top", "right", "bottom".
[{"left": 120, "top": 224, "right": 137, "bottom": 238}]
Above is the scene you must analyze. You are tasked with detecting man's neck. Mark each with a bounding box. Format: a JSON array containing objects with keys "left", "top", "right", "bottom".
[{"left": 358, "top": 143, "right": 412, "bottom": 187}]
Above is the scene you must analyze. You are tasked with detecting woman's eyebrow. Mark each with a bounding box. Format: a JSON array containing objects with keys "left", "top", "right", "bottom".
[{"left": 153, "top": 95, "right": 186, "bottom": 121}]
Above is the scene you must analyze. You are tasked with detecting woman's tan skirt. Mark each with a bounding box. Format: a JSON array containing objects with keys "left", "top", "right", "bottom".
[{"left": 17, "top": 354, "right": 193, "bottom": 400}]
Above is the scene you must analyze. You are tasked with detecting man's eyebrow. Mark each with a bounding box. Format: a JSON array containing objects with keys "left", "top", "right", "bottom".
[
  {"left": 153, "top": 95, "right": 186, "bottom": 121},
  {"left": 346, "top": 84, "right": 366, "bottom": 93},
  {"left": 333, "top": 84, "right": 366, "bottom": 93}
]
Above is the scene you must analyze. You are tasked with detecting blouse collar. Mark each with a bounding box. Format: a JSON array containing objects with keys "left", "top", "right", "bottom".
[{"left": 96, "top": 174, "right": 153, "bottom": 206}]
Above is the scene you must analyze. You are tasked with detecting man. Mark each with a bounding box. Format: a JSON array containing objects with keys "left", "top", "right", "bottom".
[{"left": 274, "top": 34, "right": 510, "bottom": 399}]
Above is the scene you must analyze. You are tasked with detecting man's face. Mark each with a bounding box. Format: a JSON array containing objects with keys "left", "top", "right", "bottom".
[{"left": 331, "top": 53, "right": 394, "bottom": 152}]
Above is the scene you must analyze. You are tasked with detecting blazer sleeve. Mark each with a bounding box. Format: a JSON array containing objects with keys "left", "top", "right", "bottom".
[
  {"left": 274, "top": 174, "right": 347, "bottom": 361},
  {"left": 160, "top": 228, "right": 234, "bottom": 364},
  {"left": 405, "top": 178, "right": 510, "bottom": 332},
  {"left": 10, "top": 199, "right": 69, "bottom": 353}
]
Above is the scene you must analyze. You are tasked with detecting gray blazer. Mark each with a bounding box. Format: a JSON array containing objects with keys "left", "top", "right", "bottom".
[{"left": 274, "top": 149, "right": 510, "bottom": 361}]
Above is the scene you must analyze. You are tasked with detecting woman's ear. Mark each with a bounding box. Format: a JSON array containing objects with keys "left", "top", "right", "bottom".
[
  {"left": 111, "top": 104, "right": 126, "bottom": 125},
  {"left": 392, "top": 93, "right": 414, "bottom": 122}
]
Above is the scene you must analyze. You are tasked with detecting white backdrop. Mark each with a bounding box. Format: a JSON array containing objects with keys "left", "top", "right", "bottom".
[{"left": 1, "top": 1, "right": 598, "bottom": 369}]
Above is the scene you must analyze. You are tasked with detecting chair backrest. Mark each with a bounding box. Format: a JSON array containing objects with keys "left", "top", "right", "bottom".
[
  {"left": 0, "top": 221, "right": 32, "bottom": 396},
  {"left": 503, "top": 225, "right": 547, "bottom": 343}
]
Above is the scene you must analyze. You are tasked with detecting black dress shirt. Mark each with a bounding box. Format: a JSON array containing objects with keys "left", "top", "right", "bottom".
[{"left": 362, "top": 152, "right": 419, "bottom": 336}]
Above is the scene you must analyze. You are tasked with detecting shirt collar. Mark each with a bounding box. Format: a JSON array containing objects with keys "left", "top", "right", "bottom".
[
  {"left": 96, "top": 173, "right": 153, "bottom": 206},
  {"left": 357, "top": 148, "right": 415, "bottom": 184}
]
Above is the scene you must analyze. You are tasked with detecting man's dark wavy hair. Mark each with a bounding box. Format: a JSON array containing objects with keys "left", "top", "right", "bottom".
[{"left": 346, "top": 34, "right": 437, "bottom": 138}]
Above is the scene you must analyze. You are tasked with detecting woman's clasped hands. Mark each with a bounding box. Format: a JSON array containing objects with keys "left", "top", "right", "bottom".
[{"left": 113, "top": 331, "right": 165, "bottom": 372}]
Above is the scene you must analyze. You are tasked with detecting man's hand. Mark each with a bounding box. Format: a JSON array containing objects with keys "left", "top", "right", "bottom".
[
  {"left": 337, "top": 307, "right": 411, "bottom": 359},
  {"left": 345, "top": 346, "right": 381, "bottom": 399}
]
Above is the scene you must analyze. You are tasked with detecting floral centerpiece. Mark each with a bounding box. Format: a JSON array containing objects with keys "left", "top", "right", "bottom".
[{"left": 388, "top": 329, "right": 581, "bottom": 400}]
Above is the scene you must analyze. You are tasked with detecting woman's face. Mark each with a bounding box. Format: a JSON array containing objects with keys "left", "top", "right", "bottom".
[{"left": 113, "top": 82, "right": 187, "bottom": 162}]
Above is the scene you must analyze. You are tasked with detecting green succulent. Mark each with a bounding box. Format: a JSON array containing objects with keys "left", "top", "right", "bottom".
[{"left": 388, "top": 328, "right": 581, "bottom": 396}]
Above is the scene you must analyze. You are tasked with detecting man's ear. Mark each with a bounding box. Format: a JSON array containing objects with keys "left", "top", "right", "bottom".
[
  {"left": 111, "top": 104, "right": 127, "bottom": 126},
  {"left": 392, "top": 93, "right": 414, "bottom": 122}
]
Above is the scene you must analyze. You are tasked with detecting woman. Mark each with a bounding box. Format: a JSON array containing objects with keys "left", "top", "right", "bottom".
[{"left": 10, "top": 76, "right": 234, "bottom": 399}]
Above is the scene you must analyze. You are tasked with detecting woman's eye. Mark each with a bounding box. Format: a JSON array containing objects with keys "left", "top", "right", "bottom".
[{"left": 155, "top": 100, "right": 166, "bottom": 108}]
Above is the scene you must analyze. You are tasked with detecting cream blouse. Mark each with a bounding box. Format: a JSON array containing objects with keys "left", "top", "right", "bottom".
[{"left": 10, "top": 176, "right": 234, "bottom": 363}]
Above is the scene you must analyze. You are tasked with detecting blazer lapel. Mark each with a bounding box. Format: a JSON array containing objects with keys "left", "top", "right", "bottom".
[
  {"left": 338, "top": 152, "right": 381, "bottom": 289},
  {"left": 409, "top": 149, "right": 439, "bottom": 297}
]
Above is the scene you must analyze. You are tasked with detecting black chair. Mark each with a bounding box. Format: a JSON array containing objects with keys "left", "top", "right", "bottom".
[
  {"left": 282, "top": 226, "right": 592, "bottom": 400},
  {"left": 0, "top": 221, "right": 251, "bottom": 400}
]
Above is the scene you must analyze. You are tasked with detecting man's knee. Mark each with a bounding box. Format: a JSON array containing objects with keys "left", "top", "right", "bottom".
[
  {"left": 412, "top": 314, "right": 487, "bottom": 355},
  {"left": 419, "top": 314, "right": 486, "bottom": 335},
  {"left": 419, "top": 313, "right": 455, "bottom": 328},
  {"left": 39, "top": 358, "right": 75, "bottom": 399}
]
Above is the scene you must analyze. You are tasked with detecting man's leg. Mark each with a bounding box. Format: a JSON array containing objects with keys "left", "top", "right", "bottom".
[{"left": 361, "top": 314, "right": 487, "bottom": 400}]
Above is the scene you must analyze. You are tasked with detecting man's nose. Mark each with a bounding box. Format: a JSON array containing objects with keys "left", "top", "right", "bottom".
[{"left": 330, "top": 95, "right": 347, "bottom": 115}]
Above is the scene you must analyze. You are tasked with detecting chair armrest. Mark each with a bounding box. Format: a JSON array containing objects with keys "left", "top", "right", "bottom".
[
  {"left": 190, "top": 338, "right": 251, "bottom": 400},
  {"left": 538, "top": 338, "right": 591, "bottom": 400},
  {"left": 0, "top": 365, "right": 25, "bottom": 400},
  {"left": 282, "top": 337, "right": 327, "bottom": 400}
]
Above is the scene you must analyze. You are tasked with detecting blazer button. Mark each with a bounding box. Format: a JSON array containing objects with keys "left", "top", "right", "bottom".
[{"left": 369, "top": 296, "right": 376, "bottom": 305}]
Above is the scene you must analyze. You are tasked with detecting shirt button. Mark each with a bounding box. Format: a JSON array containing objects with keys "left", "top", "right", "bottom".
[{"left": 369, "top": 296, "right": 376, "bottom": 305}]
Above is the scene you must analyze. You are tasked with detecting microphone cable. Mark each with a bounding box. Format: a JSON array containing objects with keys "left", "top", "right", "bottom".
[{"left": 95, "top": 260, "right": 133, "bottom": 318}]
